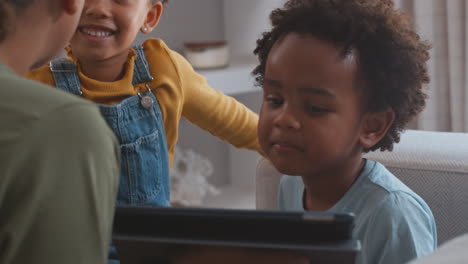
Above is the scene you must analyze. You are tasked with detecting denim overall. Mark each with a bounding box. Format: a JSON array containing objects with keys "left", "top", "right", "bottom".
[{"left": 49, "top": 46, "right": 170, "bottom": 207}]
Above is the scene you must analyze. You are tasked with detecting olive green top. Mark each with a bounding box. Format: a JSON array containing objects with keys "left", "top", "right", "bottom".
[{"left": 0, "top": 62, "right": 120, "bottom": 264}]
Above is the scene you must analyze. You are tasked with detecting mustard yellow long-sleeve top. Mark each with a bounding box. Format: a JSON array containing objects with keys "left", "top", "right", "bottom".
[{"left": 27, "top": 39, "right": 261, "bottom": 168}]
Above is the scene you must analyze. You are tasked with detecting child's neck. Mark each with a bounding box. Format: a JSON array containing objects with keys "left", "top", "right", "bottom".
[
  {"left": 302, "top": 157, "right": 365, "bottom": 211},
  {"left": 78, "top": 53, "right": 128, "bottom": 82}
]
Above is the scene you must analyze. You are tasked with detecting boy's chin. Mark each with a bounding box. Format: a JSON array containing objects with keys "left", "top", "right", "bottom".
[{"left": 270, "top": 159, "right": 304, "bottom": 177}]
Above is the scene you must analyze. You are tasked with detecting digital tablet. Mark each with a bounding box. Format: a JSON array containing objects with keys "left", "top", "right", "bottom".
[{"left": 112, "top": 206, "right": 360, "bottom": 264}]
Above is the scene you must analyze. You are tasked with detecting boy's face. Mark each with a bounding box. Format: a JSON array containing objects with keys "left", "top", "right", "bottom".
[
  {"left": 258, "top": 33, "right": 366, "bottom": 177},
  {"left": 69, "top": 0, "right": 160, "bottom": 62}
]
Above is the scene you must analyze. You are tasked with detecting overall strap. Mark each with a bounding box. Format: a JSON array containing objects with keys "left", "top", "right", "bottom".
[
  {"left": 49, "top": 58, "right": 82, "bottom": 96},
  {"left": 50, "top": 47, "right": 153, "bottom": 94},
  {"left": 132, "top": 45, "right": 154, "bottom": 85}
]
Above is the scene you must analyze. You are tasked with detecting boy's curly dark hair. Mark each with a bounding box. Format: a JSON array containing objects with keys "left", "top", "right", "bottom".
[{"left": 253, "top": 0, "right": 431, "bottom": 152}]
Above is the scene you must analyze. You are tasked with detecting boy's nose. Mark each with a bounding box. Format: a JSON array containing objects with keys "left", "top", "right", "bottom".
[
  {"left": 274, "top": 105, "right": 301, "bottom": 130},
  {"left": 84, "top": 0, "right": 112, "bottom": 18}
]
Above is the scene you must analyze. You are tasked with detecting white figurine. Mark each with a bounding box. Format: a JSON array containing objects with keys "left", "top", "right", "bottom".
[{"left": 170, "top": 146, "right": 220, "bottom": 206}]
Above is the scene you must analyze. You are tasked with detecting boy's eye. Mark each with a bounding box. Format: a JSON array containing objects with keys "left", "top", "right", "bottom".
[{"left": 306, "top": 105, "right": 329, "bottom": 115}]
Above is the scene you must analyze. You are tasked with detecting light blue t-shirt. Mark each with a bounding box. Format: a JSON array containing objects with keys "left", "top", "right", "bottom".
[{"left": 278, "top": 159, "right": 437, "bottom": 264}]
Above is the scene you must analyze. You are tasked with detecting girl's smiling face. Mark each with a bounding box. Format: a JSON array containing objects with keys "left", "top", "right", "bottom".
[{"left": 70, "top": 0, "right": 162, "bottom": 63}]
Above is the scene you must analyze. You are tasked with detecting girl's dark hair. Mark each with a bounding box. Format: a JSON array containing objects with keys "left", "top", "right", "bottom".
[
  {"left": 0, "top": 0, "right": 35, "bottom": 42},
  {"left": 253, "top": 0, "right": 431, "bottom": 152}
]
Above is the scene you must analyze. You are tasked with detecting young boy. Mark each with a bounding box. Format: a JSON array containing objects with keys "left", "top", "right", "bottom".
[
  {"left": 254, "top": 0, "right": 436, "bottom": 263},
  {"left": 0, "top": 0, "right": 120, "bottom": 263}
]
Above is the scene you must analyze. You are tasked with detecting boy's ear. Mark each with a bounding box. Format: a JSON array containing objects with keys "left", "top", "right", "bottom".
[
  {"left": 359, "top": 109, "right": 395, "bottom": 149},
  {"left": 141, "top": 2, "right": 164, "bottom": 34}
]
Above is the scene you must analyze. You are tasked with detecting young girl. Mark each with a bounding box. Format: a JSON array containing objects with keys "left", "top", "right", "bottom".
[
  {"left": 27, "top": 0, "right": 261, "bottom": 207},
  {"left": 254, "top": 0, "right": 436, "bottom": 263}
]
